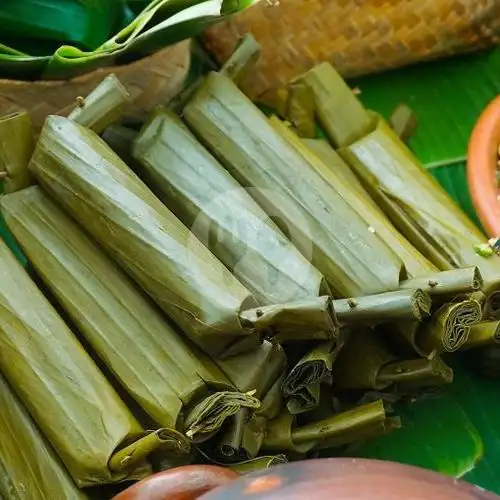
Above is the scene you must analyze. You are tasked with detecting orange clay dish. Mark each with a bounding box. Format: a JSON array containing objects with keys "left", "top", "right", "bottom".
[{"left": 467, "top": 95, "right": 500, "bottom": 238}]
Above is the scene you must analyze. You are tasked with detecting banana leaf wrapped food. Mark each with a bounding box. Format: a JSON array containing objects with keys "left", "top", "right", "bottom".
[
  {"left": 295, "top": 62, "right": 375, "bottom": 147},
  {"left": 400, "top": 267, "right": 483, "bottom": 301},
  {"left": 0, "top": 372, "right": 86, "bottom": 499},
  {"left": 338, "top": 112, "right": 500, "bottom": 296},
  {"left": 132, "top": 108, "right": 328, "bottom": 306},
  {"left": 333, "top": 289, "right": 431, "bottom": 326},
  {"left": 302, "top": 138, "right": 376, "bottom": 203},
  {"left": 271, "top": 117, "right": 435, "bottom": 279},
  {"left": 68, "top": 74, "right": 131, "bottom": 134},
  {"left": 461, "top": 321, "right": 500, "bottom": 351},
  {"left": 262, "top": 400, "right": 397, "bottom": 453},
  {"left": 219, "top": 33, "right": 261, "bottom": 86},
  {"left": 238, "top": 296, "right": 338, "bottom": 343},
  {"left": 183, "top": 71, "right": 405, "bottom": 298},
  {"left": 1, "top": 186, "right": 260, "bottom": 443},
  {"left": 211, "top": 367, "right": 286, "bottom": 462},
  {"left": 0, "top": 109, "right": 35, "bottom": 193},
  {"left": 214, "top": 342, "right": 285, "bottom": 460},
  {"left": 282, "top": 340, "right": 337, "bottom": 415},
  {"left": 30, "top": 115, "right": 338, "bottom": 353},
  {"left": 0, "top": 238, "right": 154, "bottom": 486},
  {"left": 28, "top": 114, "right": 258, "bottom": 357},
  {"left": 333, "top": 329, "right": 453, "bottom": 391},
  {"left": 417, "top": 299, "right": 482, "bottom": 353}
]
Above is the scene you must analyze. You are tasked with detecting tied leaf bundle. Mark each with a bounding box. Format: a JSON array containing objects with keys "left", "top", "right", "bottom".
[
  {"left": 28, "top": 114, "right": 258, "bottom": 357},
  {"left": 132, "top": 108, "right": 328, "bottom": 306},
  {"left": 184, "top": 71, "right": 405, "bottom": 298},
  {"left": 0, "top": 238, "right": 152, "bottom": 487},
  {"left": 0, "top": 372, "right": 85, "bottom": 499},
  {"left": 1, "top": 186, "right": 259, "bottom": 443}
]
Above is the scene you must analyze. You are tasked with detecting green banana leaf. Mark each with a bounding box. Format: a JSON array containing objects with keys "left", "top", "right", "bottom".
[
  {"left": 283, "top": 340, "right": 336, "bottom": 415},
  {"left": 272, "top": 116, "right": 436, "bottom": 279},
  {"left": 0, "top": 0, "right": 253, "bottom": 80},
  {"left": 0, "top": 186, "right": 259, "bottom": 443},
  {"left": 0, "top": 237, "right": 151, "bottom": 487},
  {"left": 296, "top": 62, "right": 374, "bottom": 147},
  {"left": 0, "top": 109, "right": 35, "bottom": 194},
  {"left": 356, "top": 364, "right": 484, "bottom": 479},
  {"left": 184, "top": 72, "right": 405, "bottom": 298},
  {"left": 132, "top": 108, "right": 328, "bottom": 306},
  {"left": 0, "top": 0, "right": 122, "bottom": 51},
  {"left": 30, "top": 115, "right": 259, "bottom": 357},
  {"left": 263, "top": 400, "right": 393, "bottom": 454},
  {"left": 0, "top": 371, "right": 86, "bottom": 499}
]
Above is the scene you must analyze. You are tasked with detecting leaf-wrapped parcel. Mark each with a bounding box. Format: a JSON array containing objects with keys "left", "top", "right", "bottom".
[
  {"left": 184, "top": 72, "right": 404, "bottom": 298},
  {"left": 338, "top": 114, "right": 500, "bottom": 294},
  {"left": 0, "top": 109, "right": 34, "bottom": 193},
  {"left": 333, "top": 329, "right": 453, "bottom": 391},
  {"left": 333, "top": 289, "right": 432, "bottom": 326},
  {"left": 295, "top": 62, "right": 375, "bottom": 147},
  {"left": 132, "top": 108, "right": 328, "bottom": 306},
  {"left": 0, "top": 238, "right": 151, "bottom": 487},
  {"left": 68, "top": 73, "right": 131, "bottom": 134},
  {"left": 1, "top": 186, "right": 259, "bottom": 443},
  {"left": 28, "top": 115, "right": 258, "bottom": 357},
  {"left": 417, "top": 299, "right": 482, "bottom": 353},
  {"left": 400, "top": 267, "right": 483, "bottom": 301},
  {"left": 0, "top": 372, "right": 86, "bottom": 499},
  {"left": 282, "top": 340, "right": 337, "bottom": 415},
  {"left": 272, "top": 117, "right": 435, "bottom": 279},
  {"left": 262, "top": 400, "right": 396, "bottom": 453},
  {"left": 213, "top": 342, "right": 286, "bottom": 460}
]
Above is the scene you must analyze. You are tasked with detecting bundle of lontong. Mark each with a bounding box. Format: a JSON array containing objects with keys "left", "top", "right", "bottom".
[{"left": 0, "top": 35, "right": 496, "bottom": 497}]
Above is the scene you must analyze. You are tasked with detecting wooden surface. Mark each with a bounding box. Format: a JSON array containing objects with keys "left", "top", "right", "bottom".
[
  {"left": 204, "top": 0, "right": 500, "bottom": 98},
  {"left": 0, "top": 41, "right": 191, "bottom": 130}
]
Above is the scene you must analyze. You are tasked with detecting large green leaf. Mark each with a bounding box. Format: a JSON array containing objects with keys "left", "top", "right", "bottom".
[
  {"left": 353, "top": 363, "right": 500, "bottom": 494},
  {"left": 355, "top": 370, "right": 483, "bottom": 478},
  {"left": 0, "top": 0, "right": 252, "bottom": 80},
  {"left": 0, "top": 0, "right": 122, "bottom": 51}
]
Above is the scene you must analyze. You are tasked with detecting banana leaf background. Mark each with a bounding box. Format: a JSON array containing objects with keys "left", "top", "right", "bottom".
[{"left": 0, "top": 0, "right": 254, "bottom": 80}]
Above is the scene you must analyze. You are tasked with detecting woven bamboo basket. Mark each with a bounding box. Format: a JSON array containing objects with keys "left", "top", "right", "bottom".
[
  {"left": 0, "top": 41, "right": 191, "bottom": 131},
  {"left": 203, "top": 0, "right": 500, "bottom": 99}
]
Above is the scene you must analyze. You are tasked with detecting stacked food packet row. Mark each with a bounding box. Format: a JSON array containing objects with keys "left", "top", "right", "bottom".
[{"left": 0, "top": 35, "right": 498, "bottom": 498}]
